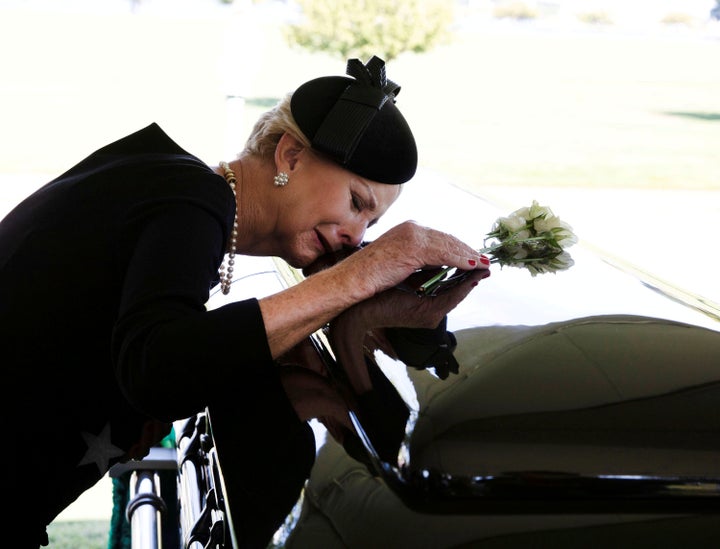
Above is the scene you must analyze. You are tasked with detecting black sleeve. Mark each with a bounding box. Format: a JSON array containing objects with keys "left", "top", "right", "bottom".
[{"left": 111, "top": 196, "right": 275, "bottom": 421}]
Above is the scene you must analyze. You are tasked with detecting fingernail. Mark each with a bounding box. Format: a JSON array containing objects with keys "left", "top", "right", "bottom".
[
  {"left": 468, "top": 259, "right": 477, "bottom": 267},
  {"left": 480, "top": 257, "right": 490, "bottom": 265},
  {"left": 471, "top": 281, "right": 479, "bottom": 287}
]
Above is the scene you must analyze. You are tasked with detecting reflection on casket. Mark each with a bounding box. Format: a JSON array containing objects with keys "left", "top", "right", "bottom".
[{"left": 282, "top": 316, "right": 720, "bottom": 547}]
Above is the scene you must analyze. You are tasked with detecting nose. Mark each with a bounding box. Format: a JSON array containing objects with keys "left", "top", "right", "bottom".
[{"left": 340, "top": 218, "right": 367, "bottom": 248}]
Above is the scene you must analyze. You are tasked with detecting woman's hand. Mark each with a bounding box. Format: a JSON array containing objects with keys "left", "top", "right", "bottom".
[
  {"left": 328, "top": 267, "right": 489, "bottom": 394},
  {"left": 338, "top": 221, "right": 490, "bottom": 296},
  {"left": 277, "top": 338, "right": 353, "bottom": 441}
]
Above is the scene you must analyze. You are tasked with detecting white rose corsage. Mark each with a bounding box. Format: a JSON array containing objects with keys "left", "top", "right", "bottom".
[{"left": 418, "top": 200, "right": 578, "bottom": 296}]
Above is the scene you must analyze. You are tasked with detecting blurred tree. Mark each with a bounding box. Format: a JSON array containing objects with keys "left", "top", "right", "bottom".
[{"left": 284, "top": 0, "right": 455, "bottom": 63}]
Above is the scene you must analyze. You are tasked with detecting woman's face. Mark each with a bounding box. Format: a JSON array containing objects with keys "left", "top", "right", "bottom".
[{"left": 275, "top": 150, "right": 402, "bottom": 268}]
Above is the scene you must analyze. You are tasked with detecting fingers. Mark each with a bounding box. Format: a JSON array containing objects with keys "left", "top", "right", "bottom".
[
  {"left": 396, "top": 269, "right": 488, "bottom": 330},
  {"left": 279, "top": 366, "right": 351, "bottom": 427},
  {"left": 425, "top": 265, "right": 491, "bottom": 297},
  {"left": 396, "top": 221, "right": 485, "bottom": 272},
  {"left": 438, "top": 236, "right": 489, "bottom": 273},
  {"left": 276, "top": 337, "right": 327, "bottom": 375},
  {"left": 354, "top": 221, "right": 489, "bottom": 291}
]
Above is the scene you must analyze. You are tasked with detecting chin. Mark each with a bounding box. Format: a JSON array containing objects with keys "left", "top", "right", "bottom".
[
  {"left": 282, "top": 244, "right": 323, "bottom": 271},
  {"left": 280, "top": 253, "right": 308, "bottom": 270}
]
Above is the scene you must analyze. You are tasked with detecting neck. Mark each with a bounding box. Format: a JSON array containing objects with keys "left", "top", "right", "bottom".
[{"left": 220, "top": 156, "right": 278, "bottom": 256}]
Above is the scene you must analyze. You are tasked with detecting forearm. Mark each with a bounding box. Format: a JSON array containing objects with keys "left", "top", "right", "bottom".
[{"left": 259, "top": 257, "right": 373, "bottom": 359}]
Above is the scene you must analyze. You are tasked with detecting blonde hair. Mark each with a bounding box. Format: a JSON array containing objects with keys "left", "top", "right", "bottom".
[{"left": 241, "top": 93, "right": 311, "bottom": 160}]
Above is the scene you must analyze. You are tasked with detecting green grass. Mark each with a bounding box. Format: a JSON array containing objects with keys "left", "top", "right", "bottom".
[
  {"left": 392, "top": 30, "right": 720, "bottom": 192},
  {"left": 46, "top": 520, "right": 109, "bottom": 549}
]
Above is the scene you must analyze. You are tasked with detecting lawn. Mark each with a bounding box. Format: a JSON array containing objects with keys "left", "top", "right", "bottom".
[
  {"left": 397, "top": 28, "right": 720, "bottom": 192},
  {"left": 46, "top": 520, "right": 110, "bottom": 549}
]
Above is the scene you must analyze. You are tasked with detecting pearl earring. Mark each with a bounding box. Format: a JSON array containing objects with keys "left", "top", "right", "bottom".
[{"left": 273, "top": 172, "right": 289, "bottom": 187}]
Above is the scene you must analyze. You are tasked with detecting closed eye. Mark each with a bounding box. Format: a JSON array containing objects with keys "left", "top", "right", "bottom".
[{"left": 351, "top": 193, "right": 364, "bottom": 212}]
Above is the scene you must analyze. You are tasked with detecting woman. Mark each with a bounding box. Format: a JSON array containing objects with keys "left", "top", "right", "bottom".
[{"left": 0, "top": 56, "right": 489, "bottom": 548}]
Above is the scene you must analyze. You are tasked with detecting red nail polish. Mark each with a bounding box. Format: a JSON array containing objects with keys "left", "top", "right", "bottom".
[
  {"left": 471, "top": 281, "right": 479, "bottom": 287},
  {"left": 480, "top": 257, "right": 490, "bottom": 265},
  {"left": 468, "top": 259, "right": 477, "bottom": 267}
]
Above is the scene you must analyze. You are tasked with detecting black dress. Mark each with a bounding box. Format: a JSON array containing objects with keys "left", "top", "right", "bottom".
[{"left": 0, "top": 123, "right": 314, "bottom": 548}]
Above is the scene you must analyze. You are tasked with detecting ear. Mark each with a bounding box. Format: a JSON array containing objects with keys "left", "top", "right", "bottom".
[{"left": 275, "top": 132, "right": 305, "bottom": 173}]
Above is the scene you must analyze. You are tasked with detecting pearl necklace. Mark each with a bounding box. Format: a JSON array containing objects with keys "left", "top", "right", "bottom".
[{"left": 219, "top": 161, "right": 238, "bottom": 295}]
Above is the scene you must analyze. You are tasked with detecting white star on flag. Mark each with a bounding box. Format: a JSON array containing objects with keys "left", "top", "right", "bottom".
[{"left": 78, "top": 422, "right": 125, "bottom": 474}]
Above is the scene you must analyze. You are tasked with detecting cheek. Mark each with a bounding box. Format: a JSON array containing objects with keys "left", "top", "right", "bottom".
[
  {"left": 310, "top": 192, "right": 349, "bottom": 221},
  {"left": 278, "top": 204, "right": 327, "bottom": 239},
  {"left": 288, "top": 176, "right": 350, "bottom": 226}
]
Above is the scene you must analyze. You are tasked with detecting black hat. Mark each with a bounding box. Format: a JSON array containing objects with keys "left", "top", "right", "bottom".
[{"left": 290, "top": 56, "right": 417, "bottom": 185}]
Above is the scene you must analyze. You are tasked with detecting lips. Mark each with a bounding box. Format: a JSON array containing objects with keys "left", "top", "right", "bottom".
[{"left": 315, "top": 229, "right": 333, "bottom": 254}]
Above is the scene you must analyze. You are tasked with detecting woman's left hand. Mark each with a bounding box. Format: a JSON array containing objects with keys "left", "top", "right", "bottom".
[
  {"left": 327, "top": 267, "right": 489, "bottom": 394},
  {"left": 278, "top": 364, "right": 352, "bottom": 431}
]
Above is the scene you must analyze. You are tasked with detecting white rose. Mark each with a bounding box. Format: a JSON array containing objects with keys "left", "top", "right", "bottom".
[
  {"left": 497, "top": 215, "right": 527, "bottom": 234},
  {"left": 528, "top": 200, "right": 553, "bottom": 220}
]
